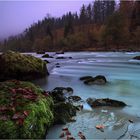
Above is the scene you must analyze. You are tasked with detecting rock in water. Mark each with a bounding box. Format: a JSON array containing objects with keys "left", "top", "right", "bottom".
[
  {"left": 54, "top": 102, "right": 77, "bottom": 124},
  {"left": 86, "top": 98, "right": 126, "bottom": 108},
  {"left": 133, "top": 56, "right": 140, "bottom": 60},
  {"left": 0, "top": 51, "right": 49, "bottom": 81},
  {"left": 84, "top": 75, "right": 107, "bottom": 85},
  {"left": 42, "top": 54, "right": 53, "bottom": 58},
  {"left": 68, "top": 96, "right": 82, "bottom": 102},
  {"left": 79, "top": 76, "right": 93, "bottom": 81},
  {"left": 50, "top": 87, "right": 74, "bottom": 102}
]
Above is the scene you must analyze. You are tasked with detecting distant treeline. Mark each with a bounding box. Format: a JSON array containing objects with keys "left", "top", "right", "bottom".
[{"left": 0, "top": 0, "right": 140, "bottom": 52}]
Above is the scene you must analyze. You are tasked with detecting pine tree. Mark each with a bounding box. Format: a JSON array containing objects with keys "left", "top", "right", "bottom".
[
  {"left": 64, "top": 12, "right": 74, "bottom": 37},
  {"left": 86, "top": 4, "right": 92, "bottom": 23},
  {"left": 80, "top": 4, "right": 87, "bottom": 24}
]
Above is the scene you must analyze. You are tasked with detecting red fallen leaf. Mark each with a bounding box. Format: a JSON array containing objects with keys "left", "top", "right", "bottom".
[
  {"left": 0, "top": 115, "right": 8, "bottom": 121},
  {"left": 12, "top": 113, "right": 21, "bottom": 120},
  {"left": 23, "top": 111, "right": 29, "bottom": 117},
  {"left": 10, "top": 97, "right": 15, "bottom": 101},
  {"left": 62, "top": 127, "right": 68, "bottom": 131},
  {"left": 16, "top": 118, "right": 24, "bottom": 126},
  {"left": 59, "top": 132, "right": 65, "bottom": 138},
  {"left": 12, "top": 112, "right": 25, "bottom": 120},
  {"left": 95, "top": 124, "right": 105, "bottom": 129},
  {"left": 23, "top": 95, "right": 37, "bottom": 101},
  {"left": 0, "top": 106, "right": 9, "bottom": 111},
  {"left": 66, "top": 130, "right": 71, "bottom": 135},
  {"left": 43, "top": 93, "right": 49, "bottom": 97},
  {"left": 10, "top": 88, "right": 16, "bottom": 94},
  {"left": 24, "top": 87, "right": 33, "bottom": 92},
  {"left": 11, "top": 107, "right": 16, "bottom": 112}
]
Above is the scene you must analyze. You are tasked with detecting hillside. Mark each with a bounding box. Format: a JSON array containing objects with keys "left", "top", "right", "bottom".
[{"left": 0, "top": 0, "right": 139, "bottom": 52}]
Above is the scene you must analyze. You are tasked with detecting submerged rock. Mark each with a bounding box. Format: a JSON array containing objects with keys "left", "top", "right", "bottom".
[
  {"left": 87, "top": 98, "right": 126, "bottom": 108},
  {"left": 84, "top": 75, "right": 107, "bottom": 85},
  {"left": 54, "top": 102, "right": 77, "bottom": 124},
  {"left": 42, "top": 54, "right": 53, "bottom": 58},
  {"left": 133, "top": 56, "right": 140, "bottom": 60},
  {"left": 56, "top": 56, "right": 66, "bottom": 59},
  {"left": 0, "top": 51, "right": 49, "bottom": 81},
  {"left": 0, "top": 80, "right": 54, "bottom": 139}
]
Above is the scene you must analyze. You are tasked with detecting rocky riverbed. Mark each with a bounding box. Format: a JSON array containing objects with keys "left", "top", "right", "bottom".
[{"left": 31, "top": 51, "right": 140, "bottom": 139}]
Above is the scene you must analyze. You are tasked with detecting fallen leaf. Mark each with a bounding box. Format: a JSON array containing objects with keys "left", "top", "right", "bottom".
[
  {"left": 0, "top": 115, "right": 8, "bottom": 121},
  {"left": 95, "top": 124, "right": 105, "bottom": 129},
  {"left": 23, "top": 111, "right": 29, "bottom": 117},
  {"left": 59, "top": 132, "right": 65, "bottom": 138},
  {"left": 16, "top": 118, "right": 24, "bottom": 126}
]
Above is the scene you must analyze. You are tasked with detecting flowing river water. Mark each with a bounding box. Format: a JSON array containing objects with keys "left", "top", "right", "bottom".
[{"left": 31, "top": 52, "right": 140, "bottom": 139}]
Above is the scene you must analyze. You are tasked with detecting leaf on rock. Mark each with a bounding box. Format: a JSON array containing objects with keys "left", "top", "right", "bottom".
[
  {"left": 0, "top": 115, "right": 8, "bottom": 121},
  {"left": 16, "top": 118, "right": 24, "bottom": 126},
  {"left": 0, "top": 106, "right": 9, "bottom": 111},
  {"left": 23, "top": 111, "right": 29, "bottom": 117}
]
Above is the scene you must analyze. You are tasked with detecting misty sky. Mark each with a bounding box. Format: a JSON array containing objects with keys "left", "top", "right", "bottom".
[{"left": 0, "top": 1, "right": 93, "bottom": 40}]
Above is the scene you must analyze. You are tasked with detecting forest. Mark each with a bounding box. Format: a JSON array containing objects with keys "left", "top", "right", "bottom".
[{"left": 0, "top": 0, "right": 140, "bottom": 52}]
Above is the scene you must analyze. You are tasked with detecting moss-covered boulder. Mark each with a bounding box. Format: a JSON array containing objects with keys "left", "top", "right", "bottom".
[
  {"left": 0, "top": 51, "right": 49, "bottom": 81},
  {"left": 0, "top": 80, "right": 54, "bottom": 139}
]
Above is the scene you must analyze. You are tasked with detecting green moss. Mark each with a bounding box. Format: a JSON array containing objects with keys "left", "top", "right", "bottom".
[
  {"left": 0, "top": 80, "right": 54, "bottom": 139},
  {"left": 0, "top": 51, "right": 49, "bottom": 81}
]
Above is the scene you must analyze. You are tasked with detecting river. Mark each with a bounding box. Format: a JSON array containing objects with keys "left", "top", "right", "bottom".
[{"left": 31, "top": 52, "right": 140, "bottom": 139}]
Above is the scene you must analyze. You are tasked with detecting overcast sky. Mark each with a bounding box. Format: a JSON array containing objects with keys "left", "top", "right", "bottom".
[{"left": 0, "top": 1, "right": 93, "bottom": 40}]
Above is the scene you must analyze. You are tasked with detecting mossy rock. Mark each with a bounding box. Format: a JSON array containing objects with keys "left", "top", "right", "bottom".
[
  {"left": 54, "top": 102, "right": 77, "bottom": 124},
  {"left": 0, "top": 51, "right": 49, "bottom": 81},
  {"left": 0, "top": 80, "right": 54, "bottom": 139}
]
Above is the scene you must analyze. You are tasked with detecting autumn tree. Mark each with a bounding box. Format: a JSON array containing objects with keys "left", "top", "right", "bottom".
[{"left": 101, "top": 12, "right": 127, "bottom": 49}]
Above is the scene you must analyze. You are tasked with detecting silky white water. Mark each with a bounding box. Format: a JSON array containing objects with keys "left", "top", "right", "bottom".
[{"left": 32, "top": 52, "right": 140, "bottom": 139}]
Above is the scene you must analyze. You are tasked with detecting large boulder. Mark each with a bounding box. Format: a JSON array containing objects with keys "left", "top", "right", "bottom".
[
  {"left": 0, "top": 51, "right": 49, "bottom": 81},
  {"left": 50, "top": 87, "right": 73, "bottom": 103},
  {"left": 54, "top": 102, "right": 77, "bottom": 124},
  {"left": 0, "top": 80, "right": 54, "bottom": 139},
  {"left": 84, "top": 75, "right": 107, "bottom": 85},
  {"left": 133, "top": 56, "right": 140, "bottom": 60},
  {"left": 87, "top": 98, "right": 127, "bottom": 108}
]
